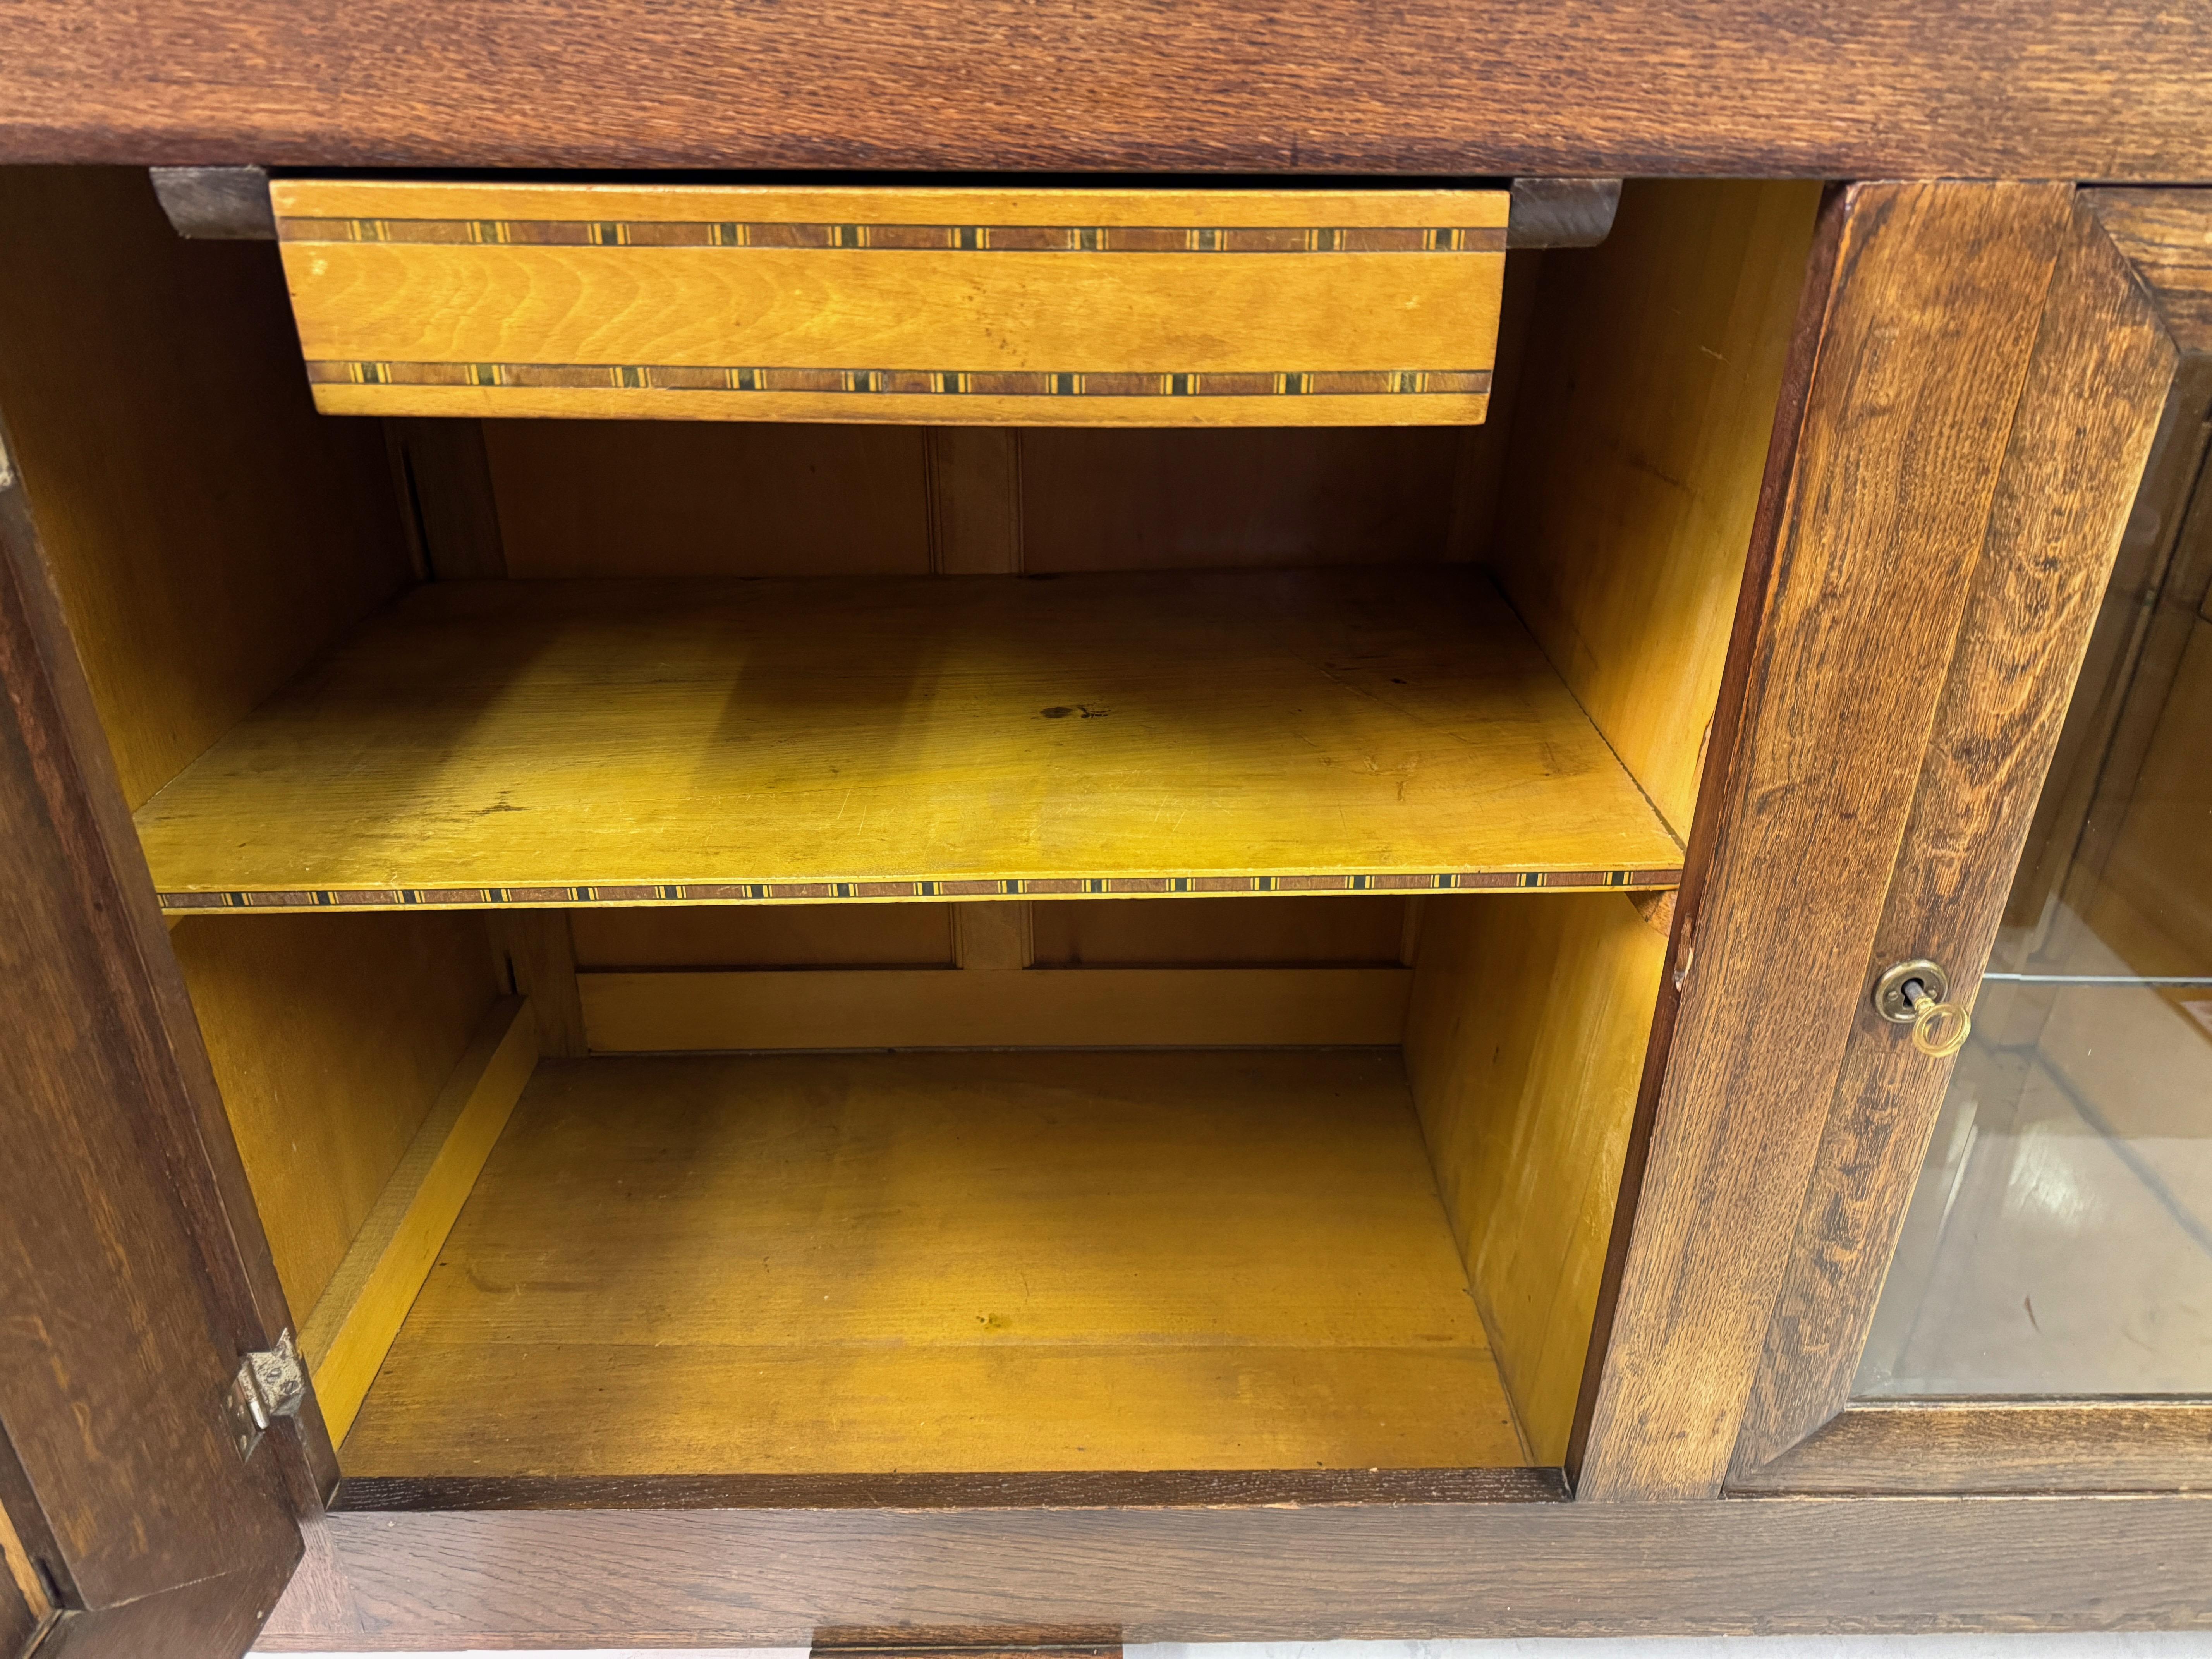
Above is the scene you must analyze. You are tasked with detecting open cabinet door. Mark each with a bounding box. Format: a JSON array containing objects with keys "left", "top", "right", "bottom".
[{"left": 0, "top": 418, "right": 307, "bottom": 1650}]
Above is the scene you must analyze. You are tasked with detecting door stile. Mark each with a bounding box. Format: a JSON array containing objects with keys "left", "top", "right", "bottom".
[
  {"left": 1725, "top": 187, "right": 2212, "bottom": 1494},
  {"left": 1575, "top": 180, "right": 2101, "bottom": 1501},
  {"left": 0, "top": 404, "right": 307, "bottom": 1642}
]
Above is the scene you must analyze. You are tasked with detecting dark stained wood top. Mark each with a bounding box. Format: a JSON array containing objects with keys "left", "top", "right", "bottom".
[{"left": 1, "top": 2, "right": 2209, "bottom": 179}]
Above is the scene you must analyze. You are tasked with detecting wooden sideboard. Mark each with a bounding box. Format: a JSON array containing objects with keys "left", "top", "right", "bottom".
[{"left": 2, "top": 11, "right": 2210, "bottom": 1655}]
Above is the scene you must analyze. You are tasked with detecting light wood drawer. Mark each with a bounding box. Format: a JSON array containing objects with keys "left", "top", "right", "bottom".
[{"left": 271, "top": 181, "right": 1507, "bottom": 426}]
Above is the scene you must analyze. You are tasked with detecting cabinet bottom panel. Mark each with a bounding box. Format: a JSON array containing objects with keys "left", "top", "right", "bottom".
[{"left": 337, "top": 1047, "right": 1528, "bottom": 1479}]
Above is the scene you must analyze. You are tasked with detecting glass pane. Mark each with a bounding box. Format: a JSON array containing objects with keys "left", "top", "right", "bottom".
[{"left": 1857, "top": 449, "right": 2212, "bottom": 1398}]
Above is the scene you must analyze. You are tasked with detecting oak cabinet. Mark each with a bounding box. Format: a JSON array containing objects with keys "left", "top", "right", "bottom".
[{"left": 0, "top": 158, "right": 2208, "bottom": 1656}]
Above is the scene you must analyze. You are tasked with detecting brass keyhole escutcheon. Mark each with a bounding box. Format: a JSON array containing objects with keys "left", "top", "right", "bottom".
[{"left": 1872, "top": 958, "right": 1973, "bottom": 1058}]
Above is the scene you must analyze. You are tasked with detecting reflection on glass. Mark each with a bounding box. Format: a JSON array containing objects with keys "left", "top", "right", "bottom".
[{"left": 1857, "top": 469, "right": 2212, "bottom": 1398}]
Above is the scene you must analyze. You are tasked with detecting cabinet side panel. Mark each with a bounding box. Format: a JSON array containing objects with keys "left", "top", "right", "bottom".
[
  {"left": 0, "top": 167, "right": 411, "bottom": 809},
  {"left": 173, "top": 912, "right": 502, "bottom": 1321},
  {"left": 1404, "top": 893, "right": 1667, "bottom": 1463},
  {"left": 1491, "top": 179, "right": 1819, "bottom": 836}
]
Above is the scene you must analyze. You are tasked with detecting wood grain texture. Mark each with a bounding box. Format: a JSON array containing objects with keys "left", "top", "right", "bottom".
[
  {"left": 1030, "top": 895, "right": 1409, "bottom": 965},
  {"left": 387, "top": 419, "right": 504, "bottom": 580},
  {"left": 300, "top": 999, "right": 538, "bottom": 1448},
  {"left": 261, "top": 1493, "right": 2212, "bottom": 1648},
  {"left": 485, "top": 909, "right": 586, "bottom": 1057},
  {"left": 484, "top": 424, "right": 1464, "bottom": 581},
  {"left": 952, "top": 901, "right": 1034, "bottom": 970},
  {"left": 275, "top": 182, "right": 1503, "bottom": 426},
  {"left": 1731, "top": 196, "right": 2185, "bottom": 1480},
  {"left": 1995, "top": 356, "right": 2212, "bottom": 946},
  {"left": 1492, "top": 179, "right": 1819, "bottom": 835},
  {"left": 1733, "top": 1401, "right": 2212, "bottom": 1496},
  {"left": 134, "top": 568, "right": 1683, "bottom": 907},
  {"left": 0, "top": 1492, "right": 55, "bottom": 1655},
  {"left": 1405, "top": 894, "right": 1668, "bottom": 1466},
  {"left": 315, "top": 383, "right": 1496, "bottom": 428},
  {"left": 8, "top": 4, "right": 2212, "bottom": 179},
  {"left": 2087, "top": 189, "right": 2212, "bottom": 356},
  {"left": 573, "top": 904, "right": 958, "bottom": 969},
  {"left": 0, "top": 167, "right": 410, "bottom": 809},
  {"left": 485, "top": 419, "right": 931, "bottom": 578},
  {"left": 1574, "top": 183, "right": 2080, "bottom": 1501},
  {"left": 172, "top": 912, "right": 500, "bottom": 1321},
  {"left": 928, "top": 429, "right": 1025, "bottom": 575},
  {"left": 32, "top": 1562, "right": 294, "bottom": 1659},
  {"left": 580, "top": 967, "right": 1411, "bottom": 1051},
  {"left": 1019, "top": 428, "right": 1465, "bottom": 572},
  {"left": 0, "top": 361, "right": 302, "bottom": 1614},
  {"left": 340, "top": 1049, "right": 1522, "bottom": 1476},
  {"left": 334, "top": 1467, "right": 1566, "bottom": 1511},
  {"left": 273, "top": 181, "right": 1515, "bottom": 230}
]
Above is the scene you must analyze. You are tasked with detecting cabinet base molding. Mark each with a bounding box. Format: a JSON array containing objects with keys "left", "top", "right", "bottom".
[{"left": 261, "top": 1494, "right": 2212, "bottom": 1648}]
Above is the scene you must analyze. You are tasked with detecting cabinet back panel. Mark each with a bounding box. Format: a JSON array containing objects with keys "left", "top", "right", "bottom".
[
  {"left": 1491, "top": 179, "right": 1820, "bottom": 836},
  {"left": 572, "top": 895, "right": 1413, "bottom": 974},
  {"left": 1031, "top": 895, "right": 1411, "bottom": 966},
  {"left": 0, "top": 167, "right": 413, "bottom": 807},
  {"left": 572, "top": 903, "right": 957, "bottom": 969},
  {"left": 485, "top": 420, "right": 932, "bottom": 578},
  {"left": 1018, "top": 428, "right": 1465, "bottom": 571},
  {"left": 1404, "top": 893, "right": 1669, "bottom": 1463},
  {"left": 479, "top": 424, "right": 1501, "bottom": 580},
  {"left": 172, "top": 911, "right": 502, "bottom": 1321}
]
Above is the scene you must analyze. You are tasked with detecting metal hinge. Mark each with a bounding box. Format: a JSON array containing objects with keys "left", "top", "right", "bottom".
[{"left": 220, "top": 1330, "right": 306, "bottom": 1462}]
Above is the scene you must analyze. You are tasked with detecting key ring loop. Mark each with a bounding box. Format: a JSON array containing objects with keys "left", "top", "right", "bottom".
[
  {"left": 1872, "top": 957, "right": 1973, "bottom": 1059},
  {"left": 1907, "top": 989, "right": 1972, "bottom": 1058}
]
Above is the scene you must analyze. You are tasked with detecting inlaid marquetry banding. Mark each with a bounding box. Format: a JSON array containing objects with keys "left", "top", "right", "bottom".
[
  {"left": 304, "top": 362, "right": 1493, "bottom": 399},
  {"left": 156, "top": 868, "right": 1684, "bottom": 914},
  {"left": 275, "top": 217, "right": 1510, "bottom": 254}
]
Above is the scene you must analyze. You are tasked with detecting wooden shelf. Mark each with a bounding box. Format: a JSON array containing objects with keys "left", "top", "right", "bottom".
[
  {"left": 138, "top": 565, "right": 1683, "bottom": 912},
  {"left": 339, "top": 1048, "right": 1526, "bottom": 1475}
]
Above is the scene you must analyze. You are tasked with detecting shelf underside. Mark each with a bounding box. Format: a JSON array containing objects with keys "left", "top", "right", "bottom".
[
  {"left": 341, "top": 1048, "right": 1525, "bottom": 1475},
  {"left": 139, "top": 565, "right": 1683, "bottom": 911}
]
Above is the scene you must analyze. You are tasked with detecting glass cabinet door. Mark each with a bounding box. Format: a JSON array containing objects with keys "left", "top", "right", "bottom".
[{"left": 1858, "top": 447, "right": 2212, "bottom": 1397}]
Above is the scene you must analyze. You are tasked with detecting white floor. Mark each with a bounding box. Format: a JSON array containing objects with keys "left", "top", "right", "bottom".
[{"left": 283, "top": 1637, "right": 2212, "bottom": 1658}]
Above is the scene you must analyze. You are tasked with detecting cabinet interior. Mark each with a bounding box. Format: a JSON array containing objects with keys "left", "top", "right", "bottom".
[{"left": 0, "top": 167, "right": 1819, "bottom": 1486}]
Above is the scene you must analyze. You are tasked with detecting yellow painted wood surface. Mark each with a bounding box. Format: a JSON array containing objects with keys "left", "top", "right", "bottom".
[
  {"left": 137, "top": 567, "right": 1683, "bottom": 909},
  {"left": 300, "top": 999, "right": 538, "bottom": 1447},
  {"left": 341, "top": 1049, "right": 1523, "bottom": 1474},
  {"left": 172, "top": 912, "right": 500, "bottom": 1319},
  {"left": 1030, "top": 894, "right": 1412, "bottom": 965},
  {"left": 272, "top": 181, "right": 1511, "bottom": 230},
  {"left": 310, "top": 385, "right": 1494, "bottom": 428},
  {"left": 951, "top": 901, "right": 1033, "bottom": 970},
  {"left": 273, "top": 181, "right": 1503, "bottom": 426},
  {"left": 567, "top": 894, "right": 1413, "bottom": 975},
  {"left": 485, "top": 910, "right": 587, "bottom": 1058},
  {"left": 1403, "top": 893, "right": 1668, "bottom": 1463},
  {"left": 1491, "top": 180, "right": 1821, "bottom": 834},
  {"left": 571, "top": 904, "right": 959, "bottom": 969},
  {"left": 0, "top": 168, "right": 410, "bottom": 808},
  {"left": 484, "top": 420, "right": 933, "bottom": 578},
  {"left": 479, "top": 420, "right": 1472, "bottom": 582},
  {"left": 580, "top": 967, "right": 1412, "bottom": 1052}
]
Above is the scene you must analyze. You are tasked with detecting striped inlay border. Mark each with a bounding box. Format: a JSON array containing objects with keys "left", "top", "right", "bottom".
[
  {"left": 158, "top": 868, "right": 1685, "bottom": 913},
  {"left": 305, "top": 362, "right": 1493, "bottom": 399},
  {"left": 277, "top": 218, "right": 1508, "bottom": 254}
]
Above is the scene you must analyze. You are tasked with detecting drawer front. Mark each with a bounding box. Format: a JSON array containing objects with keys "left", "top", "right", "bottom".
[{"left": 271, "top": 182, "right": 1506, "bottom": 425}]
